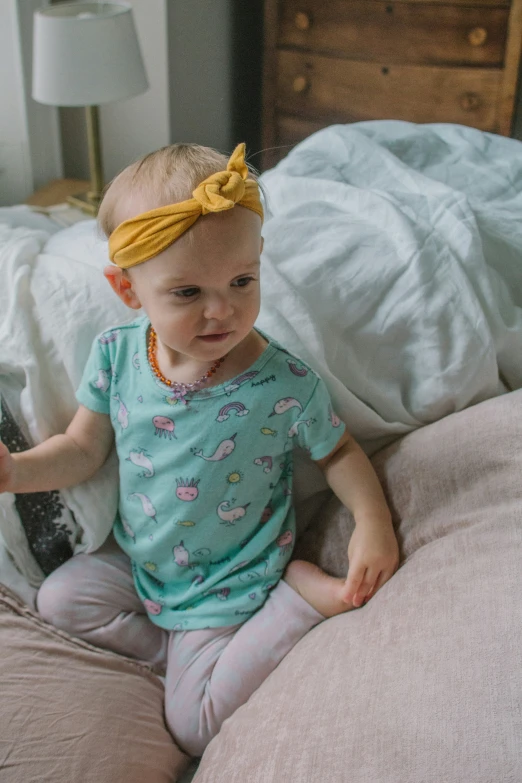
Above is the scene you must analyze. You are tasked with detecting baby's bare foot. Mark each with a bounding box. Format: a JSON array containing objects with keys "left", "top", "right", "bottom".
[{"left": 284, "top": 560, "right": 354, "bottom": 618}]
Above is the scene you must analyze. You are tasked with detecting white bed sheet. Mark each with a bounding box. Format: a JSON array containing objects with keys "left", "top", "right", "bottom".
[{"left": 1, "top": 120, "right": 522, "bottom": 592}]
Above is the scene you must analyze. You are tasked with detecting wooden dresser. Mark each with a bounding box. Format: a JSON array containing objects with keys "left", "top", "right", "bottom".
[{"left": 261, "top": 0, "right": 522, "bottom": 168}]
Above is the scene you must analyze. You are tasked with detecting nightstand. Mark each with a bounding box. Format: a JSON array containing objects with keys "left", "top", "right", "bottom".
[
  {"left": 25, "top": 178, "right": 90, "bottom": 208},
  {"left": 25, "top": 178, "right": 93, "bottom": 228}
]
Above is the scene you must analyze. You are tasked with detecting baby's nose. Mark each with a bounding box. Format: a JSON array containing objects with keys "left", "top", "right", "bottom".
[{"left": 203, "top": 294, "right": 233, "bottom": 320}]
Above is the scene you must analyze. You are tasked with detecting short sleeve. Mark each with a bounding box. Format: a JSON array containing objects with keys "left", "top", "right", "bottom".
[
  {"left": 294, "top": 377, "right": 345, "bottom": 461},
  {"left": 76, "top": 335, "right": 112, "bottom": 415}
]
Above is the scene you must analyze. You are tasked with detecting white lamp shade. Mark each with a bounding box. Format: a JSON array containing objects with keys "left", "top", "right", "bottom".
[{"left": 32, "top": 2, "right": 149, "bottom": 107}]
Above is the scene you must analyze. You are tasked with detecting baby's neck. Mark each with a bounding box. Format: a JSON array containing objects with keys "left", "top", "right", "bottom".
[{"left": 155, "top": 329, "right": 268, "bottom": 388}]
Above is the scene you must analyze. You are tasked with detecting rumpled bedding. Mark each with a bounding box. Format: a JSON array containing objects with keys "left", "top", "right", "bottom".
[
  {"left": 258, "top": 121, "right": 522, "bottom": 452},
  {"left": 1, "top": 120, "right": 522, "bottom": 593},
  {"left": 0, "top": 221, "right": 133, "bottom": 592}
]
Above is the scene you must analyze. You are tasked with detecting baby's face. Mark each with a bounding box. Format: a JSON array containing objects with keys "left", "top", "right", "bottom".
[{"left": 128, "top": 207, "right": 263, "bottom": 364}]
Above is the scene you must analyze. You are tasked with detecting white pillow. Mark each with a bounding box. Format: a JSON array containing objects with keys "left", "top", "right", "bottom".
[
  {"left": 0, "top": 222, "right": 131, "bottom": 559},
  {"left": 0, "top": 205, "right": 61, "bottom": 234}
]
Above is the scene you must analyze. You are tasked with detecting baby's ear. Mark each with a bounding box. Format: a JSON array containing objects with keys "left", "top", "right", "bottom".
[{"left": 103, "top": 266, "right": 142, "bottom": 309}]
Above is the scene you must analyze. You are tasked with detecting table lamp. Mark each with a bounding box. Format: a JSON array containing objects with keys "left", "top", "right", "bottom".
[{"left": 32, "top": 1, "right": 149, "bottom": 215}]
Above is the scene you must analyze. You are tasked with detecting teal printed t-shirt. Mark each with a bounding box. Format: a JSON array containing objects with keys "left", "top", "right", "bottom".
[{"left": 76, "top": 316, "right": 345, "bottom": 631}]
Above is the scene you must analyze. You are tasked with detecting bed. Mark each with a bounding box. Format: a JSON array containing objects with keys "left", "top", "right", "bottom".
[{"left": 1, "top": 121, "right": 521, "bottom": 782}]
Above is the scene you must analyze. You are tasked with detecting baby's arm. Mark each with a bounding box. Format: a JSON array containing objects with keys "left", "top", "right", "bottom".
[
  {"left": 316, "top": 430, "right": 399, "bottom": 608},
  {"left": 0, "top": 405, "right": 114, "bottom": 494}
]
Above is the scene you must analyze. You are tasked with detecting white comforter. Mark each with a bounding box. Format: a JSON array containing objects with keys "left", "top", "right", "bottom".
[
  {"left": 258, "top": 121, "right": 522, "bottom": 451},
  {"left": 1, "top": 120, "right": 522, "bottom": 590}
]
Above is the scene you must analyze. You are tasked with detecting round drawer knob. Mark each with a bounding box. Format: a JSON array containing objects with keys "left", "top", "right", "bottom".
[
  {"left": 295, "top": 12, "right": 311, "bottom": 31},
  {"left": 460, "top": 92, "right": 482, "bottom": 111},
  {"left": 468, "top": 27, "right": 488, "bottom": 47},
  {"left": 293, "top": 75, "right": 309, "bottom": 93}
]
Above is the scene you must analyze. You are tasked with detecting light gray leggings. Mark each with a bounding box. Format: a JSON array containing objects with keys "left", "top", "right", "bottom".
[{"left": 36, "top": 537, "right": 323, "bottom": 757}]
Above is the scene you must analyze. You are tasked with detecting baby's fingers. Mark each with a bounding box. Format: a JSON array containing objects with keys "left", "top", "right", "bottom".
[
  {"left": 340, "top": 565, "right": 366, "bottom": 606},
  {"left": 352, "top": 568, "right": 381, "bottom": 608},
  {"left": 363, "top": 568, "right": 395, "bottom": 604},
  {"left": 0, "top": 440, "right": 15, "bottom": 492},
  {"left": 0, "top": 441, "right": 11, "bottom": 469}
]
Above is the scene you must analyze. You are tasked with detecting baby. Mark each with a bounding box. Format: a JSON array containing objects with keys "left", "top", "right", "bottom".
[{"left": 0, "top": 143, "right": 399, "bottom": 758}]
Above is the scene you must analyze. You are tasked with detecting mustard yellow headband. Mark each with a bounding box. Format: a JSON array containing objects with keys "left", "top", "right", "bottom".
[{"left": 108, "top": 143, "right": 263, "bottom": 269}]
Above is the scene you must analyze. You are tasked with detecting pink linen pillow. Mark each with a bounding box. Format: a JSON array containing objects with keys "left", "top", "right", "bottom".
[
  {"left": 194, "top": 390, "right": 522, "bottom": 783},
  {"left": 0, "top": 584, "right": 188, "bottom": 783}
]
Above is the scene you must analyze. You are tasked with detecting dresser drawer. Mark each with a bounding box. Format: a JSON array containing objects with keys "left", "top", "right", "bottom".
[
  {"left": 279, "top": 0, "right": 509, "bottom": 66},
  {"left": 277, "top": 49, "right": 501, "bottom": 130}
]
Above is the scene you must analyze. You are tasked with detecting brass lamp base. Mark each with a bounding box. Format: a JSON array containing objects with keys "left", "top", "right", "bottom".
[
  {"left": 67, "top": 190, "right": 101, "bottom": 216},
  {"left": 66, "top": 105, "right": 104, "bottom": 216}
]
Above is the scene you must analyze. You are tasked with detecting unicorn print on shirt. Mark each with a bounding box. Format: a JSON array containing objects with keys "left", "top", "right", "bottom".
[
  {"left": 126, "top": 449, "right": 154, "bottom": 478},
  {"left": 328, "top": 404, "right": 342, "bottom": 427},
  {"left": 95, "top": 368, "right": 112, "bottom": 393},
  {"left": 128, "top": 492, "right": 157, "bottom": 521},
  {"left": 287, "top": 418, "right": 316, "bottom": 438},
  {"left": 99, "top": 329, "right": 121, "bottom": 344},
  {"left": 173, "top": 540, "right": 191, "bottom": 567},
  {"left": 112, "top": 394, "right": 129, "bottom": 429},
  {"left": 217, "top": 499, "right": 251, "bottom": 526},
  {"left": 192, "top": 434, "right": 237, "bottom": 461},
  {"left": 268, "top": 397, "right": 303, "bottom": 417}
]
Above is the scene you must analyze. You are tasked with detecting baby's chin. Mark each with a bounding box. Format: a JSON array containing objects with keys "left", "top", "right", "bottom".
[{"left": 193, "top": 331, "right": 239, "bottom": 358}]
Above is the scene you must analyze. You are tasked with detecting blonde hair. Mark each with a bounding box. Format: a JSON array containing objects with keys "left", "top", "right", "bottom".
[{"left": 98, "top": 143, "right": 261, "bottom": 238}]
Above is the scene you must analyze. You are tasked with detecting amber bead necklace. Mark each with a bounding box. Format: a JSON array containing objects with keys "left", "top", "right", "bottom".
[{"left": 147, "top": 327, "right": 226, "bottom": 404}]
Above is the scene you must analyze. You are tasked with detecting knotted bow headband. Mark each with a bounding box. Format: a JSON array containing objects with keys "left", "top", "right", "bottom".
[{"left": 108, "top": 143, "right": 264, "bottom": 269}]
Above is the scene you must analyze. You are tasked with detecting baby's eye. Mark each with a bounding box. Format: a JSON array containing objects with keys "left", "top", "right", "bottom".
[
  {"left": 173, "top": 287, "right": 199, "bottom": 298},
  {"left": 232, "top": 276, "right": 255, "bottom": 288}
]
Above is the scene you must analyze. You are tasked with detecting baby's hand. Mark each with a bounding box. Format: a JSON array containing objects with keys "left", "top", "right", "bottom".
[
  {"left": 0, "top": 440, "right": 15, "bottom": 493},
  {"left": 341, "top": 517, "right": 399, "bottom": 608}
]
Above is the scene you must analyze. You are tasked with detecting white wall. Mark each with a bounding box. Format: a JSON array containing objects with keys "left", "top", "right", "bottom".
[
  {"left": 100, "top": 0, "right": 171, "bottom": 180},
  {"left": 17, "top": 0, "right": 63, "bottom": 190},
  {"left": 0, "top": 0, "right": 62, "bottom": 204},
  {"left": 0, "top": 0, "right": 32, "bottom": 204}
]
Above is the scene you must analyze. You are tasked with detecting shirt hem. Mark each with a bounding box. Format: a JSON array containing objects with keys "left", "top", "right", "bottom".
[
  {"left": 148, "top": 605, "right": 267, "bottom": 631},
  {"left": 309, "top": 422, "right": 346, "bottom": 461},
  {"left": 76, "top": 391, "right": 110, "bottom": 416}
]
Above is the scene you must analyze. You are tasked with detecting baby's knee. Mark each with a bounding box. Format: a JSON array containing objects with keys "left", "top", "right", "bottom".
[
  {"left": 36, "top": 560, "right": 85, "bottom": 633},
  {"left": 164, "top": 699, "right": 214, "bottom": 758}
]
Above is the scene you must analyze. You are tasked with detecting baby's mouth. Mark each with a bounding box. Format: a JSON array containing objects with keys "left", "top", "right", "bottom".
[{"left": 197, "top": 332, "right": 231, "bottom": 343}]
